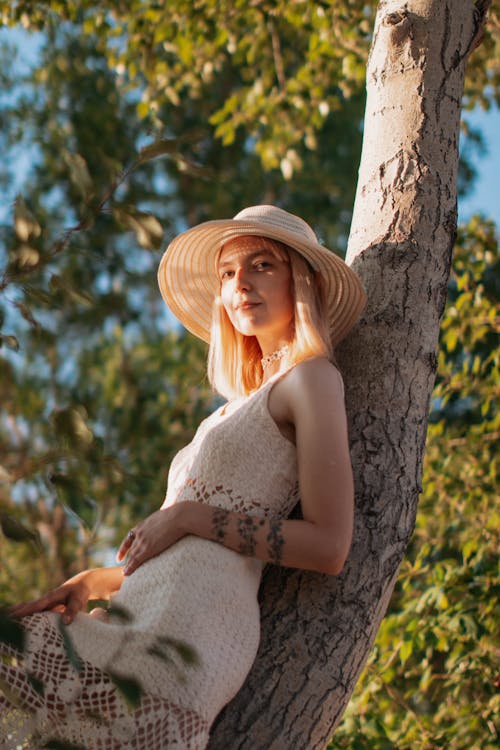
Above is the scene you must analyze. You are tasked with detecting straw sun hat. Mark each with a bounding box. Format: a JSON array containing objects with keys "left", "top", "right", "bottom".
[{"left": 158, "top": 205, "right": 366, "bottom": 347}]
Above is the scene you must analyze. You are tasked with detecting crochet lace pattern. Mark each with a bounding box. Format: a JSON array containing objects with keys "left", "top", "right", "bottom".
[{"left": 0, "top": 614, "right": 209, "bottom": 749}]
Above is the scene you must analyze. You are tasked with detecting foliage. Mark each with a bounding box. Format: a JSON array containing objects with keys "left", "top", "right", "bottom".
[
  {"left": 0, "top": 3, "right": 498, "bottom": 747},
  {"left": 332, "top": 217, "right": 499, "bottom": 750},
  {"left": 2, "top": 1, "right": 499, "bottom": 161},
  {"left": 1, "top": 0, "right": 373, "bottom": 173}
]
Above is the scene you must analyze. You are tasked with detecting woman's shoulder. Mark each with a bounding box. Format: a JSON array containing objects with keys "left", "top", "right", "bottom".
[
  {"left": 270, "top": 357, "right": 344, "bottom": 423},
  {"left": 285, "top": 356, "right": 343, "bottom": 393}
]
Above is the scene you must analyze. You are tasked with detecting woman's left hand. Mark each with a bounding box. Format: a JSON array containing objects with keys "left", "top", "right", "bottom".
[{"left": 117, "top": 503, "right": 187, "bottom": 575}]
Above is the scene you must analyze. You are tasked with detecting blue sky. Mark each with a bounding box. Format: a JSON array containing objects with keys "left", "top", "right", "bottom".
[{"left": 458, "top": 107, "right": 500, "bottom": 226}]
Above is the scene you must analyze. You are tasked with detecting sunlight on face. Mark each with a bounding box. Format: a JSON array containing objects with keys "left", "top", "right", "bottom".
[{"left": 217, "top": 237, "right": 294, "bottom": 350}]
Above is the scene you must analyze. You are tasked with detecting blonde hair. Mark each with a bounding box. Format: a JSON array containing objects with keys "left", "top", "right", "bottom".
[{"left": 207, "top": 237, "right": 333, "bottom": 399}]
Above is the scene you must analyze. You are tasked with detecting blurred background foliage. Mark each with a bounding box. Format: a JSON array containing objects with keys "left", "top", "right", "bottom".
[{"left": 0, "top": 2, "right": 498, "bottom": 748}]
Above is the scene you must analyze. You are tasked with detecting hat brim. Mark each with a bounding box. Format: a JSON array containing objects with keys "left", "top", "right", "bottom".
[{"left": 158, "top": 219, "right": 366, "bottom": 346}]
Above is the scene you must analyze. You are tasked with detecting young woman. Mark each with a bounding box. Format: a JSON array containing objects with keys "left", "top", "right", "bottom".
[{"left": 1, "top": 205, "right": 366, "bottom": 749}]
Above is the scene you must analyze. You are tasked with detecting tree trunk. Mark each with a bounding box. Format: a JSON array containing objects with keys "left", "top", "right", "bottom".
[{"left": 208, "top": 2, "right": 489, "bottom": 747}]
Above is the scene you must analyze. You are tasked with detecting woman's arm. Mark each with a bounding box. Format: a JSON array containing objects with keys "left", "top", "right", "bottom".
[
  {"left": 10, "top": 566, "right": 125, "bottom": 624},
  {"left": 120, "top": 358, "right": 354, "bottom": 576}
]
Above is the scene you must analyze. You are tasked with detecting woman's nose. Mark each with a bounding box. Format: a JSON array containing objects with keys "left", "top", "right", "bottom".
[{"left": 234, "top": 266, "right": 251, "bottom": 290}]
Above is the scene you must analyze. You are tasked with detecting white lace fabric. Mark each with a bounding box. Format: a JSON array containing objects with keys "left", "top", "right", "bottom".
[
  {"left": 1, "top": 373, "right": 300, "bottom": 748},
  {"left": 0, "top": 613, "right": 209, "bottom": 749}
]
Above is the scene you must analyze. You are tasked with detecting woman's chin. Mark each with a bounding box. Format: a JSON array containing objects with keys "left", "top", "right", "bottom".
[{"left": 232, "top": 320, "right": 261, "bottom": 337}]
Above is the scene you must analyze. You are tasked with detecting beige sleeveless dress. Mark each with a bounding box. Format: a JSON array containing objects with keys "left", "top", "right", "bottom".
[{"left": 0, "top": 372, "right": 300, "bottom": 749}]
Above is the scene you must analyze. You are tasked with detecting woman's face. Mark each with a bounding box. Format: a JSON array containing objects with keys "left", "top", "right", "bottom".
[{"left": 217, "top": 237, "right": 294, "bottom": 351}]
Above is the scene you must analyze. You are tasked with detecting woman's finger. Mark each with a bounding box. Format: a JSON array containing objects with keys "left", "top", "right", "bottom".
[
  {"left": 123, "top": 552, "right": 143, "bottom": 576},
  {"left": 9, "top": 585, "right": 73, "bottom": 619},
  {"left": 123, "top": 534, "right": 155, "bottom": 575},
  {"left": 116, "top": 541, "right": 127, "bottom": 562},
  {"left": 10, "top": 594, "right": 58, "bottom": 619},
  {"left": 8, "top": 603, "right": 32, "bottom": 618},
  {"left": 116, "top": 529, "right": 137, "bottom": 562},
  {"left": 116, "top": 537, "right": 131, "bottom": 562},
  {"left": 10, "top": 597, "right": 47, "bottom": 617},
  {"left": 61, "top": 591, "right": 86, "bottom": 625}
]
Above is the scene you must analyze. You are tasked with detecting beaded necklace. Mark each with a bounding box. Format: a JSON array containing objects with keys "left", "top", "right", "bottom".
[{"left": 260, "top": 343, "right": 290, "bottom": 369}]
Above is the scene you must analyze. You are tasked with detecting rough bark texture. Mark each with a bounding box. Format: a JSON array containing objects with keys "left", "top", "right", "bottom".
[{"left": 208, "top": 2, "right": 489, "bottom": 748}]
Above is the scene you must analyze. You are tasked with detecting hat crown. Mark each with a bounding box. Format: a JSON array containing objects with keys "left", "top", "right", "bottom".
[{"left": 233, "top": 205, "right": 318, "bottom": 245}]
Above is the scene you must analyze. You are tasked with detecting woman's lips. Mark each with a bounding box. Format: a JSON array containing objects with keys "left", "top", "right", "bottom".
[{"left": 237, "top": 301, "right": 260, "bottom": 310}]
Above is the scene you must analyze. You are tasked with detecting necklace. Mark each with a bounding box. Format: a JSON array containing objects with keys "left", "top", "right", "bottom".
[{"left": 261, "top": 344, "right": 290, "bottom": 369}]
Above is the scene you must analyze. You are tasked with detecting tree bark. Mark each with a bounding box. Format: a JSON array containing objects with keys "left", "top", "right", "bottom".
[{"left": 208, "top": 2, "right": 490, "bottom": 748}]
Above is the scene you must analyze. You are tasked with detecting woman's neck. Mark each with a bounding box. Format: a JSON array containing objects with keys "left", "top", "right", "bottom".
[
  {"left": 260, "top": 343, "right": 291, "bottom": 382},
  {"left": 260, "top": 342, "right": 290, "bottom": 369}
]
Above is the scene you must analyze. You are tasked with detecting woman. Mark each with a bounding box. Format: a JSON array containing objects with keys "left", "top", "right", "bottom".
[{"left": 1, "top": 205, "right": 366, "bottom": 749}]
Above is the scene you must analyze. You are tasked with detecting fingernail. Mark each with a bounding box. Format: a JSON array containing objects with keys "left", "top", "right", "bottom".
[{"left": 123, "top": 567, "right": 130, "bottom": 576}]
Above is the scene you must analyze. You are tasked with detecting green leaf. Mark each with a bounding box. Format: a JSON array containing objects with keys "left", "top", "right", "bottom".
[
  {"left": 169, "top": 638, "right": 198, "bottom": 666},
  {"left": 138, "top": 139, "right": 179, "bottom": 162},
  {"left": 14, "top": 195, "right": 42, "bottom": 242},
  {"left": 113, "top": 208, "right": 164, "bottom": 249},
  {"left": 399, "top": 640, "right": 413, "bottom": 664},
  {"left": 62, "top": 150, "right": 93, "bottom": 198},
  {"left": 107, "top": 671, "right": 143, "bottom": 709},
  {"left": 0, "top": 608, "right": 25, "bottom": 652},
  {"left": 10, "top": 245, "right": 41, "bottom": 270},
  {"left": 57, "top": 618, "right": 83, "bottom": 673},
  {"left": 0, "top": 334, "right": 20, "bottom": 351},
  {"left": 48, "top": 275, "right": 95, "bottom": 306},
  {"left": 0, "top": 513, "right": 41, "bottom": 547},
  {"left": 148, "top": 635, "right": 199, "bottom": 666},
  {"left": 437, "top": 591, "right": 449, "bottom": 610},
  {"left": 51, "top": 407, "right": 94, "bottom": 447},
  {"left": 463, "top": 539, "right": 478, "bottom": 563},
  {"left": 27, "top": 673, "right": 45, "bottom": 696},
  {"left": 107, "top": 604, "right": 133, "bottom": 623},
  {"left": 48, "top": 472, "right": 77, "bottom": 492},
  {"left": 42, "top": 740, "right": 87, "bottom": 750}
]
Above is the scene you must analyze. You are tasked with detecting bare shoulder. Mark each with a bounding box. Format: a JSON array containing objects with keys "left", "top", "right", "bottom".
[
  {"left": 269, "top": 358, "right": 344, "bottom": 425},
  {"left": 288, "top": 357, "right": 343, "bottom": 391}
]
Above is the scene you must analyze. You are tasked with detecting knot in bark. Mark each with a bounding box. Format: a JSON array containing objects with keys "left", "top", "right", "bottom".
[
  {"left": 383, "top": 9, "right": 413, "bottom": 48},
  {"left": 383, "top": 10, "right": 408, "bottom": 27}
]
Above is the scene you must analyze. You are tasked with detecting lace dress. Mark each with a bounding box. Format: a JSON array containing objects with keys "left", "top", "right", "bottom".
[{"left": 0, "top": 373, "right": 300, "bottom": 749}]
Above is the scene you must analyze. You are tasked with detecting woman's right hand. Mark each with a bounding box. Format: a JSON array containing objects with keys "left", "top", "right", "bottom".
[{"left": 10, "top": 570, "right": 95, "bottom": 625}]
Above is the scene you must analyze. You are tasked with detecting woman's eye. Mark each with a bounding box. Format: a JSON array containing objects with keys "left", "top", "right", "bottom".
[
  {"left": 255, "top": 261, "right": 271, "bottom": 271},
  {"left": 220, "top": 270, "right": 234, "bottom": 280}
]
